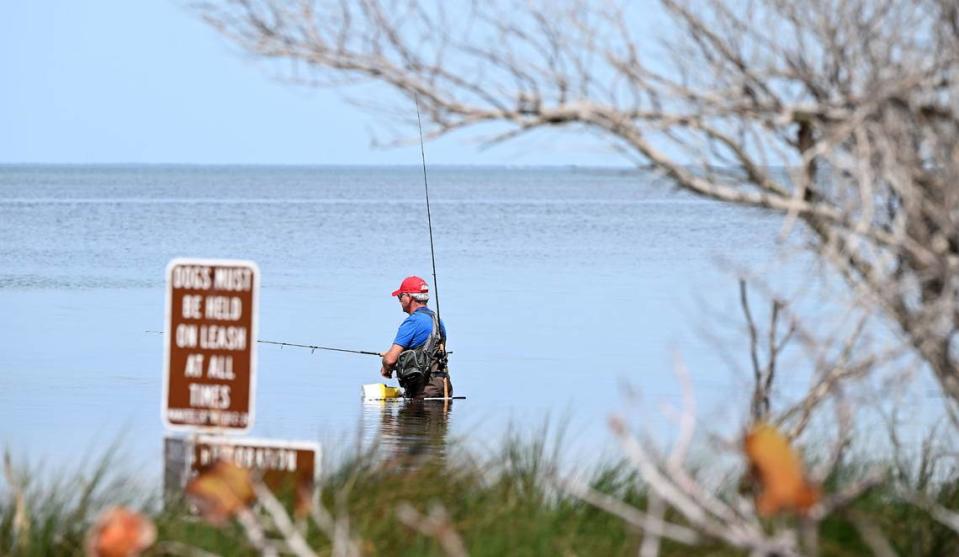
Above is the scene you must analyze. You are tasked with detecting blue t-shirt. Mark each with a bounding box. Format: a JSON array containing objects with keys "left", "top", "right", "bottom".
[{"left": 393, "top": 307, "right": 447, "bottom": 349}]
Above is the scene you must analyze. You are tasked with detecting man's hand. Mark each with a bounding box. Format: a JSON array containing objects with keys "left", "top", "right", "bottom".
[{"left": 380, "top": 344, "right": 404, "bottom": 380}]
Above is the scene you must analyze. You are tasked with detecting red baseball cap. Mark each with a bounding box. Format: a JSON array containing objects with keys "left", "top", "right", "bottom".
[{"left": 391, "top": 276, "right": 429, "bottom": 297}]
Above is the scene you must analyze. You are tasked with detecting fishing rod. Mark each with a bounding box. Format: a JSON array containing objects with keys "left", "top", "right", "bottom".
[
  {"left": 256, "top": 339, "right": 381, "bottom": 356},
  {"left": 145, "top": 330, "right": 382, "bottom": 357},
  {"left": 414, "top": 95, "right": 441, "bottom": 322},
  {"left": 414, "top": 96, "right": 453, "bottom": 400}
]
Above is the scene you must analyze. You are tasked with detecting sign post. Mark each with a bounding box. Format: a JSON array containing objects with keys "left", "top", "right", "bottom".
[
  {"left": 163, "top": 258, "right": 259, "bottom": 432},
  {"left": 164, "top": 435, "right": 319, "bottom": 513}
]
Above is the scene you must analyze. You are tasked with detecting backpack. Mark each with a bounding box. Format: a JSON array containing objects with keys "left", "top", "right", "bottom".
[{"left": 395, "top": 310, "right": 446, "bottom": 395}]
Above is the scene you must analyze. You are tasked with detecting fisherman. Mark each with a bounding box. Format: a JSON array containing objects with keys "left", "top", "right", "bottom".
[{"left": 380, "top": 276, "right": 451, "bottom": 399}]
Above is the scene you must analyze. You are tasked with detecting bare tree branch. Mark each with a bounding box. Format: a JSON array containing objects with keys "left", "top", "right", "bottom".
[{"left": 195, "top": 0, "right": 959, "bottom": 409}]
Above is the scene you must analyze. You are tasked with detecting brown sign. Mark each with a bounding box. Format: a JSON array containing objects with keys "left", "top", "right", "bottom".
[
  {"left": 164, "top": 435, "right": 319, "bottom": 513},
  {"left": 163, "top": 258, "right": 259, "bottom": 431}
]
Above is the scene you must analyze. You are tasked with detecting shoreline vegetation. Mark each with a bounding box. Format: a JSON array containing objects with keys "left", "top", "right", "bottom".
[{"left": 2, "top": 425, "right": 958, "bottom": 557}]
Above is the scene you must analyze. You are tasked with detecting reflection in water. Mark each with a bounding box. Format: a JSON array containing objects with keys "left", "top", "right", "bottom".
[{"left": 361, "top": 399, "right": 453, "bottom": 467}]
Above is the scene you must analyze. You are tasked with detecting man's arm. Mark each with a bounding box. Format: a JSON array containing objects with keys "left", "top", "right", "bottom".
[{"left": 380, "top": 344, "right": 405, "bottom": 378}]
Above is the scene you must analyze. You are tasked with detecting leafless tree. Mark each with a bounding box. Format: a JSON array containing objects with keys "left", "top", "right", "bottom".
[
  {"left": 196, "top": 0, "right": 959, "bottom": 409},
  {"left": 194, "top": 2, "right": 959, "bottom": 552}
]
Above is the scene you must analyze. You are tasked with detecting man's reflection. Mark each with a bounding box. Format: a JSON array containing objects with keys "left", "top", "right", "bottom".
[{"left": 362, "top": 399, "right": 453, "bottom": 468}]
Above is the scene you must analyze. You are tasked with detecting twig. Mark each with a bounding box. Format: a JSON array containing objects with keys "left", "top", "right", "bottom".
[
  {"left": 2, "top": 450, "right": 29, "bottom": 551},
  {"left": 557, "top": 478, "right": 699, "bottom": 545},
  {"left": 639, "top": 494, "right": 667, "bottom": 557},
  {"left": 809, "top": 468, "right": 885, "bottom": 520},
  {"left": 396, "top": 502, "right": 469, "bottom": 557},
  {"left": 903, "top": 492, "right": 959, "bottom": 535},
  {"left": 847, "top": 510, "right": 898, "bottom": 557},
  {"left": 608, "top": 417, "right": 793, "bottom": 554},
  {"left": 740, "top": 279, "right": 766, "bottom": 422},
  {"left": 236, "top": 507, "right": 278, "bottom": 557},
  {"left": 309, "top": 487, "right": 362, "bottom": 557},
  {"left": 253, "top": 481, "right": 318, "bottom": 557}
]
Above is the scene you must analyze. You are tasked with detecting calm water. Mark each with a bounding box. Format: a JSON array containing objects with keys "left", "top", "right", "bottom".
[{"left": 1, "top": 165, "right": 788, "bottom": 475}]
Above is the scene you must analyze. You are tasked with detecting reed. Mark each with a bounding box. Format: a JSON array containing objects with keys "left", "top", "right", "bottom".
[{"left": 2, "top": 434, "right": 958, "bottom": 556}]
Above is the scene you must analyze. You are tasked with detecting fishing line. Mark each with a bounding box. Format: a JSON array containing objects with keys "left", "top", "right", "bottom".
[
  {"left": 145, "top": 330, "right": 382, "bottom": 357},
  {"left": 146, "top": 330, "right": 453, "bottom": 358},
  {"left": 414, "top": 95, "right": 441, "bottom": 322}
]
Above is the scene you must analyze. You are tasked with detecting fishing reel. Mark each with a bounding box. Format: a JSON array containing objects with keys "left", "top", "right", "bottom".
[{"left": 432, "top": 344, "right": 449, "bottom": 371}]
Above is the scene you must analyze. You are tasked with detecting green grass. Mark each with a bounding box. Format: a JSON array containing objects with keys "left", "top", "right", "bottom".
[
  {"left": 2, "top": 434, "right": 958, "bottom": 556},
  {"left": 0, "top": 447, "right": 146, "bottom": 556}
]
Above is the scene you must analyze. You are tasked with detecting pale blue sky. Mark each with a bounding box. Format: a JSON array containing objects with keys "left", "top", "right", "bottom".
[{"left": 1, "top": 1, "right": 628, "bottom": 166}]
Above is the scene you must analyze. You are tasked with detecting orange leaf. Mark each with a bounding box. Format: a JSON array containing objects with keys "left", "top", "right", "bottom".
[
  {"left": 85, "top": 506, "right": 156, "bottom": 557},
  {"left": 185, "top": 459, "right": 255, "bottom": 525},
  {"left": 294, "top": 481, "right": 313, "bottom": 519},
  {"left": 744, "top": 423, "right": 820, "bottom": 516}
]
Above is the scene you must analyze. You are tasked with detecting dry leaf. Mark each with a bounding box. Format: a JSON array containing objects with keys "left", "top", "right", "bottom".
[
  {"left": 294, "top": 481, "right": 313, "bottom": 519},
  {"left": 744, "top": 423, "right": 820, "bottom": 516},
  {"left": 85, "top": 506, "right": 157, "bottom": 557},
  {"left": 185, "top": 459, "right": 255, "bottom": 525}
]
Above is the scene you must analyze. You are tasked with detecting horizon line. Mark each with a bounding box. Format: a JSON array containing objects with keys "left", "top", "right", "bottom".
[{"left": 0, "top": 161, "right": 646, "bottom": 170}]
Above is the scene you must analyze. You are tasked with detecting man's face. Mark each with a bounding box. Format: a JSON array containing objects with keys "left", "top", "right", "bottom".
[{"left": 397, "top": 293, "right": 412, "bottom": 313}]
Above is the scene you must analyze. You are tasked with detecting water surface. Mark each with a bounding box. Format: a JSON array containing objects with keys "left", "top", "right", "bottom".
[{"left": 1, "top": 165, "right": 785, "bottom": 474}]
